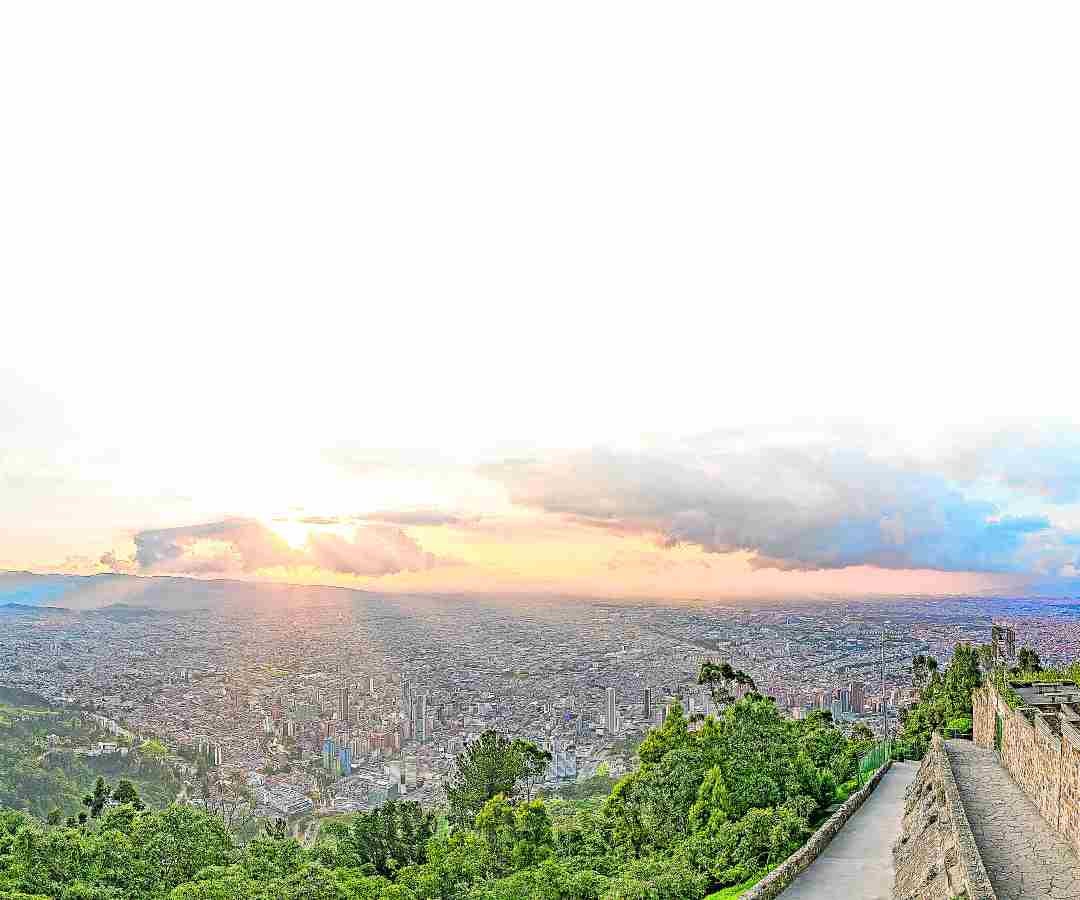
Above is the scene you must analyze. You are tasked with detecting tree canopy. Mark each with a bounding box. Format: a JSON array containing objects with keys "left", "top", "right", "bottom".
[{"left": 0, "top": 697, "right": 880, "bottom": 899}]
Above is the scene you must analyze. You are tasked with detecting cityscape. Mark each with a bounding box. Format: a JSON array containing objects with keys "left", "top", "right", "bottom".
[{"left": 5, "top": 574, "right": 1079, "bottom": 830}]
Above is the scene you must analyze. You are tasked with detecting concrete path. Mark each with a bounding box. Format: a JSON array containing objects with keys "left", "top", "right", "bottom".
[
  {"left": 780, "top": 761, "right": 917, "bottom": 900},
  {"left": 946, "top": 740, "right": 1080, "bottom": 900}
]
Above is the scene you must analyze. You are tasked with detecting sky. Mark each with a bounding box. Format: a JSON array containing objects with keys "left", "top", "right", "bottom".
[{"left": 3, "top": 3, "right": 1080, "bottom": 600}]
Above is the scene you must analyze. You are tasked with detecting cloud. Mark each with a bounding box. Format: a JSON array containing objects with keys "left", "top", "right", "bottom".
[
  {"left": 99, "top": 551, "right": 136, "bottom": 574},
  {"left": 363, "top": 509, "right": 472, "bottom": 527},
  {"left": 484, "top": 442, "right": 1080, "bottom": 575},
  {"left": 307, "top": 525, "right": 440, "bottom": 575},
  {"left": 953, "top": 425, "right": 1080, "bottom": 504},
  {"left": 126, "top": 518, "right": 441, "bottom": 578},
  {"left": 134, "top": 519, "right": 295, "bottom": 572}
]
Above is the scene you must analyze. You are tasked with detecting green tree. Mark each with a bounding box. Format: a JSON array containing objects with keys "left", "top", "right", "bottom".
[
  {"left": 262, "top": 818, "right": 288, "bottom": 841},
  {"left": 112, "top": 779, "right": 144, "bottom": 811},
  {"left": 81, "top": 778, "right": 110, "bottom": 819},
  {"left": 445, "top": 731, "right": 544, "bottom": 828},
  {"left": 130, "top": 804, "right": 234, "bottom": 894},
  {"left": 511, "top": 740, "right": 552, "bottom": 802},
  {"left": 943, "top": 643, "right": 983, "bottom": 718},
  {"left": 912, "top": 654, "right": 939, "bottom": 691},
  {"left": 1017, "top": 646, "right": 1042, "bottom": 673},
  {"left": 636, "top": 701, "right": 689, "bottom": 765},
  {"left": 698, "top": 661, "right": 756, "bottom": 711},
  {"left": 316, "top": 799, "right": 435, "bottom": 876}
]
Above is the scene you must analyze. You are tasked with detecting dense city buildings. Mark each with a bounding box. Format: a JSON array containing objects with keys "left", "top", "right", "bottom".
[{"left": 3, "top": 580, "right": 1078, "bottom": 821}]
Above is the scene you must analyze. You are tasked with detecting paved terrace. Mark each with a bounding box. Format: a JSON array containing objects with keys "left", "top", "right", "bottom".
[
  {"left": 780, "top": 761, "right": 916, "bottom": 900},
  {"left": 947, "top": 739, "right": 1080, "bottom": 900}
]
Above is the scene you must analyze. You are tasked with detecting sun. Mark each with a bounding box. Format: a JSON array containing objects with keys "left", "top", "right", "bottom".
[{"left": 262, "top": 517, "right": 319, "bottom": 550}]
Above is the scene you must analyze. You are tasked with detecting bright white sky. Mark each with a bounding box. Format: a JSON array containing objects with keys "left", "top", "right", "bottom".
[{"left": 3, "top": 3, "right": 1080, "bottom": 595}]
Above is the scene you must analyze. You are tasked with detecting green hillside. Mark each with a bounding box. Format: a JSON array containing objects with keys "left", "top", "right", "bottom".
[
  {"left": 0, "top": 690, "right": 181, "bottom": 822},
  {"left": 0, "top": 691, "right": 880, "bottom": 900}
]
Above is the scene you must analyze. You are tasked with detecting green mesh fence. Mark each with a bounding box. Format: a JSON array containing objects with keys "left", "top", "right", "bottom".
[{"left": 856, "top": 739, "right": 893, "bottom": 787}]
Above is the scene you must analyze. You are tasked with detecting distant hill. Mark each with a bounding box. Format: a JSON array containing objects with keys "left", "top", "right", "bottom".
[
  {"left": 0, "top": 571, "right": 83, "bottom": 607},
  {"left": 0, "top": 569, "right": 374, "bottom": 612},
  {"left": 0, "top": 602, "right": 69, "bottom": 614}
]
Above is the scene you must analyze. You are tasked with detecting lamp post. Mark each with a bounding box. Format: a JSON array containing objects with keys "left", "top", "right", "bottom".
[{"left": 881, "top": 623, "right": 890, "bottom": 755}]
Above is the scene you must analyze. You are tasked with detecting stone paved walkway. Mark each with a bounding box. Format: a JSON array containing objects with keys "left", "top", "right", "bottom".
[
  {"left": 946, "top": 740, "right": 1080, "bottom": 900},
  {"left": 781, "top": 761, "right": 916, "bottom": 900}
]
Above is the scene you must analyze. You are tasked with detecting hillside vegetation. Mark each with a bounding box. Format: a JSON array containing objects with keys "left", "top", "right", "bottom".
[
  {"left": 0, "top": 692, "right": 180, "bottom": 822},
  {"left": 896, "top": 641, "right": 1048, "bottom": 757},
  {"left": 0, "top": 693, "right": 878, "bottom": 900}
]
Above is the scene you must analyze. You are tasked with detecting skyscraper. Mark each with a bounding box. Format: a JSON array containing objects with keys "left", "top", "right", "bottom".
[
  {"left": 849, "top": 681, "right": 865, "bottom": 714},
  {"left": 338, "top": 682, "right": 350, "bottom": 722},
  {"left": 338, "top": 746, "right": 352, "bottom": 775},
  {"left": 642, "top": 687, "right": 651, "bottom": 720},
  {"left": 605, "top": 687, "right": 617, "bottom": 735}
]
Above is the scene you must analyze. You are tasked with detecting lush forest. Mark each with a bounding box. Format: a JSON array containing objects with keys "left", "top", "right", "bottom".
[
  {"left": 0, "top": 693, "right": 880, "bottom": 900},
  {"left": 0, "top": 690, "right": 181, "bottom": 822}
]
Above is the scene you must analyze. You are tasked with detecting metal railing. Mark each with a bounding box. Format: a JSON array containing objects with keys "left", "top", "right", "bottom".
[{"left": 856, "top": 738, "right": 894, "bottom": 787}]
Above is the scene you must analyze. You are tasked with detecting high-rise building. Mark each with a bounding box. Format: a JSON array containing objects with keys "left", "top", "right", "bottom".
[
  {"left": 642, "top": 687, "right": 652, "bottom": 720},
  {"left": 338, "top": 682, "right": 350, "bottom": 722},
  {"left": 322, "top": 737, "right": 336, "bottom": 771},
  {"left": 338, "top": 746, "right": 352, "bottom": 775},
  {"left": 419, "top": 694, "right": 429, "bottom": 744},
  {"left": 849, "top": 681, "right": 865, "bottom": 714},
  {"left": 605, "top": 687, "right": 617, "bottom": 735}
]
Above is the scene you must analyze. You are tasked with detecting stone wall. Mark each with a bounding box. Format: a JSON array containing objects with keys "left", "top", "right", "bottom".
[
  {"left": 740, "top": 762, "right": 891, "bottom": 900},
  {"left": 972, "top": 682, "right": 1080, "bottom": 855},
  {"left": 972, "top": 678, "right": 996, "bottom": 747},
  {"left": 893, "top": 735, "right": 996, "bottom": 900}
]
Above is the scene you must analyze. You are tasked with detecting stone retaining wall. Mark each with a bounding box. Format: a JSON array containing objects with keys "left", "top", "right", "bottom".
[
  {"left": 893, "top": 735, "right": 996, "bottom": 900},
  {"left": 740, "top": 761, "right": 891, "bottom": 900},
  {"left": 973, "top": 682, "right": 1080, "bottom": 856}
]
